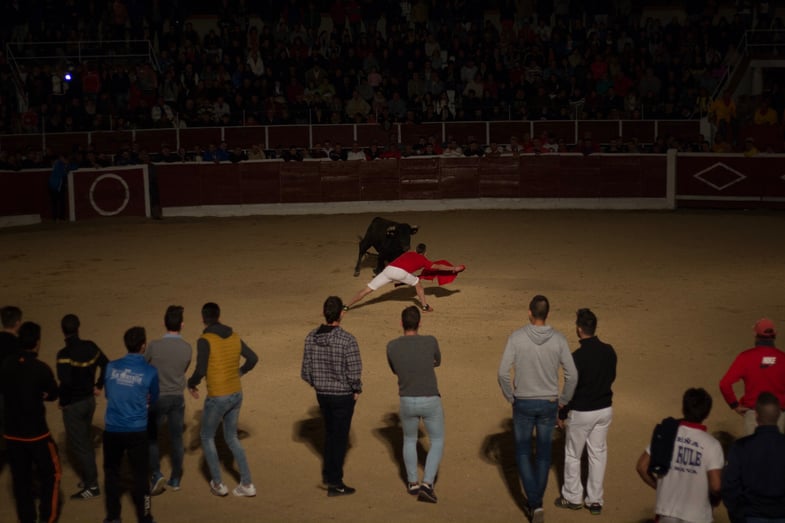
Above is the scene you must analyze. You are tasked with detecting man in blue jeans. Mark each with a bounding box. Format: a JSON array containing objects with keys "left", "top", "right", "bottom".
[
  {"left": 498, "top": 295, "right": 578, "bottom": 523},
  {"left": 387, "top": 305, "right": 444, "bottom": 503},
  {"left": 146, "top": 305, "right": 192, "bottom": 495},
  {"left": 187, "top": 302, "right": 258, "bottom": 498}
]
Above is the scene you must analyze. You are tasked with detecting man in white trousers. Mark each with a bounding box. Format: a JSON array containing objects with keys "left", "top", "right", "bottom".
[{"left": 555, "top": 308, "right": 617, "bottom": 515}]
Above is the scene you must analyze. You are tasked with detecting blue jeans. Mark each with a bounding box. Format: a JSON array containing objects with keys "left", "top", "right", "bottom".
[
  {"left": 200, "top": 392, "right": 252, "bottom": 485},
  {"left": 400, "top": 396, "right": 445, "bottom": 485},
  {"left": 512, "top": 398, "right": 558, "bottom": 510},
  {"left": 149, "top": 394, "right": 185, "bottom": 480}
]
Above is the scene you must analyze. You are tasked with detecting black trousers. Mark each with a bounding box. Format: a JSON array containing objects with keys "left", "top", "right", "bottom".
[
  {"left": 7, "top": 435, "right": 61, "bottom": 523},
  {"left": 103, "top": 431, "right": 153, "bottom": 523},
  {"left": 63, "top": 396, "right": 98, "bottom": 487},
  {"left": 316, "top": 393, "right": 356, "bottom": 486}
]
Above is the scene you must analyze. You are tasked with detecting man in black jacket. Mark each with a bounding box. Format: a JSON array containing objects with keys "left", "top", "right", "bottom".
[
  {"left": 555, "top": 308, "right": 617, "bottom": 516},
  {"left": 0, "top": 305, "right": 23, "bottom": 460},
  {"left": 1, "top": 321, "right": 61, "bottom": 523},
  {"left": 722, "top": 392, "right": 785, "bottom": 523},
  {"left": 56, "top": 313, "right": 109, "bottom": 500}
]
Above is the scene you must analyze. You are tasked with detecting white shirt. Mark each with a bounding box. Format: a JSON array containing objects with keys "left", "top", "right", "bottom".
[{"left": 648, "top": 423, "right": 724, "bottom": 523}]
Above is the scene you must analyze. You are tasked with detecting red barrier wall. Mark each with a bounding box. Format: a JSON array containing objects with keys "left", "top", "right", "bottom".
[
  {"left": 4, "top": 154, "right": 785, "bottom": 223},
  {"left": 68, "top": 166, "right": 149, "bottom": 220},
  {"left": 676, "top": 154, "right": 785, "bottom": 209}
]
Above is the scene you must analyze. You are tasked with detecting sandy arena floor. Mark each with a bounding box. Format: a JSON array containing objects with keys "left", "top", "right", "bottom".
[{"left": 1, "top": 209, "right": 784, "bottom": 523}]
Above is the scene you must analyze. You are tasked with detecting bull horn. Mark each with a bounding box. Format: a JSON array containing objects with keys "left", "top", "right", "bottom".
[
  {"left": 386, "top": 225, "right": 396, "bottom": 233},
  {"left": 410, "top": 225, "right": 419, "bottom": 234}
]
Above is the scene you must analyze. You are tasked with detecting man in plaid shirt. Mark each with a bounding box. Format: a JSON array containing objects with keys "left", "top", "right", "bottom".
[{"left": 301, "top": 296, "right": 363, "bottom": 497}]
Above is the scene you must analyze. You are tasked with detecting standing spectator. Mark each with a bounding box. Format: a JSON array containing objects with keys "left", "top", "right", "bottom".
[
  {"left": 753, "top": 97, "right": 778, "bottom": 125},
  {"left": 48, "top": 154, "right": 73, "bottom": 221},
  {"left": 329, "top": 143, "right": 348, "bottom": 161},
  {"left": 146, "top": 305, "right": 192, "bottom": 495},
  {"left": 0, "top": 322, "right": 61, "bottom": 523},
  {"left": 56, "top": 313, "right": 109, "bottom": 501},
  {"left": 636, "top": 388, "right": 724, "bottom": 523},
  {"left": 346, "top": 141, "right": 367, "bottom": 160},
  {"left": 301, "top": 296, "right": 362, "bottom": 497},
  {"left": 497, "top": 294, "right": 578, "bottom": 523},
  {"left": 103, "top": 327, "right": 159, "bottom": 523},
  {"left": 187, "top": 302, "right": 258, "bottom": 497},
  {"left": 720, "top": 318, "right": 785, "bottom": 434},
  {"left": 246, "top": 50, "right": 264, "bottom": 78},
  {"left": 709, "top": 89, "right": 738, "bottom": 145},
  {"left": 743, "top": 137, "right": 760, "bottom": 157},
  {"left": 555, "top": 308, "right": 617, "bottom": 516},
  {"left": 721, "top": 392, "right": 785, "bottom": 523},
  {"left": 0, "top": 305, "right": 22, "bottom": 459},
  {"left": 345, "top": 90, "right": 371, "bottom": 121},
  {"left": 386, "top": 306, "right": 444, "bottom": 503}
]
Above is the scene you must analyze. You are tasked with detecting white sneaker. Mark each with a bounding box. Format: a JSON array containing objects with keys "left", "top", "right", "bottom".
[
  {"left": 232, "top": 483, "right": 256, "bottom": 497},
  {"left": 210, "top": 480, "right": 228, "bottom": 497}
]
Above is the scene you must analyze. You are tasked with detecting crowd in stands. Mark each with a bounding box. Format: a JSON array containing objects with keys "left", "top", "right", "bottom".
[{"left": 1, "top": 0, "right": 784, "bottom": 168}]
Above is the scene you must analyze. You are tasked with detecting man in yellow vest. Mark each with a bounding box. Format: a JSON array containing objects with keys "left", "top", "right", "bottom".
[{"left": 187, "top": 302, "right": 259, "bottom": 498}]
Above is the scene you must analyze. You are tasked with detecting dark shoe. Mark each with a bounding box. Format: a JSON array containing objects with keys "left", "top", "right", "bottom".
[
  {"left": 71, "top": 486, "right": 100, "bottom": 500},
  {"left": 407, "top": 482, "right": 420, "bottom": 495},
  {"left": 151, "top": 473, "right": 166, "bottom": 496},
  {"left": 327, "top": 483, "right": 356, "bottom": 497},
  {"left": 531, "top": 507, "right": 545, "bottom": 523},
  {"left": 554, "top": 496, "right": 582, "bottom": 510},
  {"left": 586, "top": 503, "right": 602, "bottom": 515},
  {"left": 167, "top": 477, "right": 181, "bottom": 491},
  {"left": 417, "top": 483, "right": 437, "bottom": 503}
]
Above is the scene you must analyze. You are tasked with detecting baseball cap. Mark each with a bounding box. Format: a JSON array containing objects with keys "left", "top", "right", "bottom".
[{"left": 754, "top": 318, "right": 776, "bottom": 338}]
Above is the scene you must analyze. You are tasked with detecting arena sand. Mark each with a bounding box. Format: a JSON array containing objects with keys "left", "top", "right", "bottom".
[{"left": 1, "top": 209, "right": 784, "bottom": 523}]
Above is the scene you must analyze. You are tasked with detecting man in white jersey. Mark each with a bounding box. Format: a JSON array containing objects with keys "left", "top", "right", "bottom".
[{"left": 636, "top": 388, "right": 724, "bottom": 523}]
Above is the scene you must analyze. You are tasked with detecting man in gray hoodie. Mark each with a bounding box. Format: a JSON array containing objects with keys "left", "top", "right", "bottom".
[
  {"left": 301, "top": 296, "right": 363, "bottom": 497},
  {"left": 498, "top": 295, "right": 578, "bottom": 523}
]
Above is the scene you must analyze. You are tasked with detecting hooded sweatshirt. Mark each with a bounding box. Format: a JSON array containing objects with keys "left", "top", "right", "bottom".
[
  {"left": 498, "top": 324, "right": 578, "bottom": 404},
  {"left": 301, "top": 325, "right": 362, "bottom": 395}
]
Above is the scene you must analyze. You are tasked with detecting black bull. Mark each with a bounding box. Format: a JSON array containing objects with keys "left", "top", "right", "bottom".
[{"left": 354, "top": 217, "right": 419, "bottom": 277}]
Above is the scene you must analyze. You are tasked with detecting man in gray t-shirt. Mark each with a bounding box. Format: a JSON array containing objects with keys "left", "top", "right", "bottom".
[
  {"left": 145, "top": 305, "right": 192, "bottom": 494},
  {"left": 387, "top": 306, "right": 443, "bottom": 503}
]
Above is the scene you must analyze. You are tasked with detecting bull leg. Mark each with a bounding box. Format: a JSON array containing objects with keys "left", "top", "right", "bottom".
[
  {"left": 374, "top": 256, "right": 386, "bottom": 275},
  {"left": 354, "top": 240, "right": 370, "bottom": 276}
]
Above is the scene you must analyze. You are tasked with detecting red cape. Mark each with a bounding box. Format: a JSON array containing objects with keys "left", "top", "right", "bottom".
[{"left": 419, "top": 260, "right": 462, "bottom": 285}]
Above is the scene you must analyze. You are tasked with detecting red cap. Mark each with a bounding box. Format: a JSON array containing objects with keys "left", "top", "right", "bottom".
[{"left": 754, "top": 318, "right": 776, "bottom": 338}]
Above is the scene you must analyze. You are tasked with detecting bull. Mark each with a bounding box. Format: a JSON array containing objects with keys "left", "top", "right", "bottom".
[{"left": 354, "top": 217, "right": 419, "bottom": 277}]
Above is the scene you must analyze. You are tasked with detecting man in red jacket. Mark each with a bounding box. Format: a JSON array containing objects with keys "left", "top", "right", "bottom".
[
  {"left": 344, "top": 244, "right": 464, "bottom": 312},
  {"left": 719, "top": 318, "right": 785, "bottom": 435}
]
